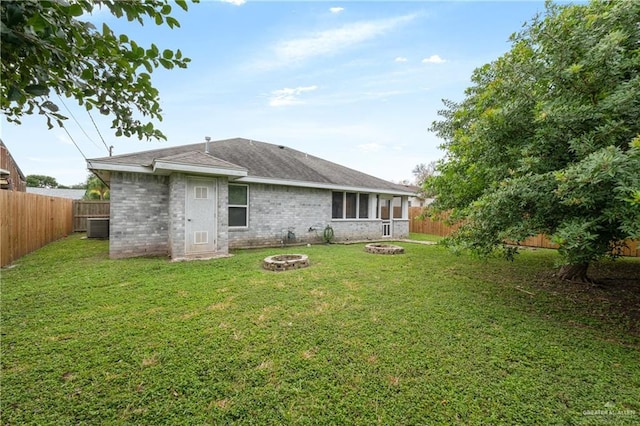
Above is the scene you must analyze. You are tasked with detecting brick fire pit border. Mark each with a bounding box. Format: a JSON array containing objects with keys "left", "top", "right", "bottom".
[
  {"left": 263, "top": 254, "right": 310, "bottom": 271},
  {"left": 364, "top": 243, "right": 405, "bottom": 255}
]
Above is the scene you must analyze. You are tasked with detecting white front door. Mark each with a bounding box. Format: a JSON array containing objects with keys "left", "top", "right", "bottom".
[{"left": 186, "top": 177, "right": 217, "bottom": 254}]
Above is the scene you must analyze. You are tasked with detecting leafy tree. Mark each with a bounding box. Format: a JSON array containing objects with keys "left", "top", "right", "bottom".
[
  {"left": 85, "top": 174, "right": 109, "bottom": 200},
  {"left": 413, "top": 161, "right": 437, "bottom": 197},
  {"left": 1, "top": 0, "right": 195, "bottom": 140},
  {"left": 26, "top": 174, "right": 59, "bottom": 188},
  {"left": 427, "top": 0, "right": 640, "bottom": 281}
]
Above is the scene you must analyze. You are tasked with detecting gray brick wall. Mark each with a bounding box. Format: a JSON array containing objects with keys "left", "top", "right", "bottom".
[
  {"left": 109, "top": 172, "right": 170, "bottom": 258},
  {"left": 109, "top": 173, "right": 409, "bottom": 257},
  {"left": 228, "top": 183, "right": 409, "bottom": 248},
  {"left": 217, "top": 178, "right": 229, "bottom": 254},
  {"left": 168, "top": 173, "right": 186, "bottom": 258},
  {"left": 228, "top": 183, "right": 329, "bottom": 248}
]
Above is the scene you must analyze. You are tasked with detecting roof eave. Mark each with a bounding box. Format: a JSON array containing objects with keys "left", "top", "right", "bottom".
[
  {"left": 152, "top": 160, "right": 248, "bottom": 177},
  {"left": 87, "top": 160, "right": 152, "bottom": 174},
  {"left": 234, "top": 176, "right": 414, "bottom": 196},
  {"left": 87, "top": 159, "right": 248, "bottom": 178}
]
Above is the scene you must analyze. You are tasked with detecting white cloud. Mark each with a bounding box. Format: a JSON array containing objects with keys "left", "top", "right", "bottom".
[
  {"left": 422, "top": 54, "right": 446, "bottom": 64},
  {"left": 221, "top": 0, "right": 246, "bottom": 5},
  {"left": 394, "top": 56, "right": 408, "bottom": 63},
  {"left": 258, "top": 14, "right": 416, "bottom": 70},
  {"left": 358, "top": 143, "right": 384, "bottom": 153},
  {"left": 269, "top": 85, "right": 318, "bottom": 107},
  {"left": 329, "top": 7, "right": 344, "bottom": 14}
]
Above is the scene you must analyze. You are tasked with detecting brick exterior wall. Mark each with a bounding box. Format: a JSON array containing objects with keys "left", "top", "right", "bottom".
[
  {"left": 109, "top": 172, "right": 170, "bottom": 258},
  {"left": 228, "top": 183, "right": 409, "bottom": 248},
  {"left": 168, "top": 173, "right": 186, "bottom": 258},
  {"left": 216, "top": 178, "right": 230, "bottom": 254},
  {"left": 228, "top": 183, "right": 329, "bottom": 248},
  {"left": 109, "top": 173, "right": 409, "bottom": 257}
]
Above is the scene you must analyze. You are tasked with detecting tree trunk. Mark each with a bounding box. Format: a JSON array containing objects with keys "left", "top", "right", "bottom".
[{"left": 557, "top": 263, "right": 590, "bottom": 282}]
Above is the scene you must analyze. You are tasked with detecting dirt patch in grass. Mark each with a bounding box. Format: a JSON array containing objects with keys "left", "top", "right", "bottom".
[{"left": 533, "top": 259, "right": 640, "bottom": 336}]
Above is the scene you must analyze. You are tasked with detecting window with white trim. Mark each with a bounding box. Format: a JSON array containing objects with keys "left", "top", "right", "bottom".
[
  {"left": 332, "top": 191, "right": 370, "bottom": 219},
  {"left": 229, "top": 184, "right": 248, "bottom": 227}
]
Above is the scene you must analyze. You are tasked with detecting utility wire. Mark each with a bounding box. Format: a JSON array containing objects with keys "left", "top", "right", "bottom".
[
  {"left": 87, "top": 109, "right": 112, "bottom": 155},
  {"left": 56, "top": 112, "right": 110, "bottom": 189},
  {"left": 57, "top": 95, "right": 102, "bottom": 151},
  {"left": 60, "top": 122, "right": 88, "bottom": 161}
]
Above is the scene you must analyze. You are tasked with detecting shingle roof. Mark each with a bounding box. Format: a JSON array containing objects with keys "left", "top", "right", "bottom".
[
  {"left": 26, "top": 188, "right": 86, "bottom": 199},
  {"left": 89, "top": 138, "right": 412, "bottom": 194}
]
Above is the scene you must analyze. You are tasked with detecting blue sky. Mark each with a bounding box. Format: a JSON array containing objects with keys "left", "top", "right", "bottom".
[{"left": 2, "top": 1, "right": 551, "bottom": 186}]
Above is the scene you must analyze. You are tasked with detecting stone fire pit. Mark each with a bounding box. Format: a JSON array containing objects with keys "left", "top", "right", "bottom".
[
  {"left": 263, "top": 254, "right": 310, "bottom": 271},
  {"left": 364, "top": 243, "right": 405, "bottom": 255}
]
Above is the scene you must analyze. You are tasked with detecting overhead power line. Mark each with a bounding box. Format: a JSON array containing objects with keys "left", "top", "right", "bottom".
[
  {"left": 60, "top": 123, "right": 88, "bottom": 161},
  {"left": 87, "top": 109, "right": 112, "bottom": 155},
  {"left": 56, "top": 95, "right": 102, "bottom": 151}
]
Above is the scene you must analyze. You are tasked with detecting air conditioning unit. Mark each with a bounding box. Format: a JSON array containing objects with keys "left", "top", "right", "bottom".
[{"left": 87, "top": 218, "right": 110, "bottom": 239}]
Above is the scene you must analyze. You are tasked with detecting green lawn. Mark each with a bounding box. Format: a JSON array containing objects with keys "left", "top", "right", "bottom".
[
  {"left": 2, "top": 234, "right": 639, "bottom": 424},
  {"left": 408, "top": 232, "right": 443, "bottom": 243}
]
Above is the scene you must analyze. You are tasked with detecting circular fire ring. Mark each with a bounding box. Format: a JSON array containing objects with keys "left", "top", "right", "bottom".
[
  {"left": 364, "top": 243, "right": 405, "bottom": 255},
  {"left": 263, "top": 254, "right": 310, "bottom": 271}
]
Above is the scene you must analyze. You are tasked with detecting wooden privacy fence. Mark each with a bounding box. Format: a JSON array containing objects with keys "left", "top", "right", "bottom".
[
  {"left": 409, "top": 207, "right": 461, "bottom": 236},
  {"left": 409, "top": 207, "right": 639, "bottom": 257},
  {"left": 0, "top": 191, "right": 74, "bottom": 267},
  {"left": 73, "top": 200, "right": 110, "bottom": 232}
]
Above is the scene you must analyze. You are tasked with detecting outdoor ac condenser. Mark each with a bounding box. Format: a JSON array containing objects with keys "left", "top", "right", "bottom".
[{"left": 87, "top": 218, "right": 110, "bottom": 239}]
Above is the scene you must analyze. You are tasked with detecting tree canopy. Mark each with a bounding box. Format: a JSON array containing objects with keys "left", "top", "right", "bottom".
[
  {"left": 1, "top": 0, "right": 194, "bottom": 140},
  {"left": 427, "top": 0, "right": 640, "bottom": 280},
  {"left": 85, "top": 174, "right": 109, "bottom": 200},
  {"left": 26, "top": 174, "right": 59, "bottom": 188}
]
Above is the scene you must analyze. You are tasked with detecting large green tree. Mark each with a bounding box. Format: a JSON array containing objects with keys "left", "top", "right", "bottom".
[
  {"left": 1, "top": 0, "right": 194, "bottom": 140},
  {"left": 26, "top": 174, "right": 59, "bottom": 188},
  {"left": 428, "top": 0, "right": 640, "bottom": 281}
]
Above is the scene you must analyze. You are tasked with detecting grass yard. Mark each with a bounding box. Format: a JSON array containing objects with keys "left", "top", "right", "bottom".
[
  {"left": 2, "top": 234, "right": 639, "bottom": 424},
  {"left": 408, "top": 232, "right": 443, "bottom": 243}
]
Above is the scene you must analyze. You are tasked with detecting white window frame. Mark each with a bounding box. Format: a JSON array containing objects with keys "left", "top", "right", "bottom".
[{"left": 228, "top": 184, "right": 249, "bottom": 228}]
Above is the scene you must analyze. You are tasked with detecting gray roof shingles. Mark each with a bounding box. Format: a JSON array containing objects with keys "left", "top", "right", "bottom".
[{"left": 89, "top": 138, "right": 411, "bottom": 194}]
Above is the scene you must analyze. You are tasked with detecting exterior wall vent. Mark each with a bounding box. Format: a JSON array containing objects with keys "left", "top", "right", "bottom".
[{"left": 87, "top": 218, "right": 110, "bottom": 239}]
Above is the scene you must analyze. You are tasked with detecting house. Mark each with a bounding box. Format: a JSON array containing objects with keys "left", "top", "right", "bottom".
[
  {"left": 401, "top": 184, "right": 434, "bottom": 208},
  {"left": 0, "top": 139, "right": 27, "bottom": 192},
  {"left": 87, "top": 138, "right": 415, "bottom": 260}
]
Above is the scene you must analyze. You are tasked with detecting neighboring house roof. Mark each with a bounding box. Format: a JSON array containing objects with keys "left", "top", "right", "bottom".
[
  {"left": 402, "top": 184, "right": 422, "bottom": 194},
  {"left": 26, "top": 188, "right": 86, "bottom": 199},
  {"left": 88, "top": 138, "right": 415, "bottom": 195}
]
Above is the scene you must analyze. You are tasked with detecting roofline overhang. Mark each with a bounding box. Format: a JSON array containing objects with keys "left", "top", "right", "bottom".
[
  {"left": 233, "top": 176, "right": 415, "bottom": 196},
  {"left": 86, "top": 161, "right": 413, "bottom": 195},
  {"left": 87, "top": 160, "right": 248, "bottom": 178},
  {"left": 152, "top": 160, "right": 248, "bottom": 177},
  {"left": 87, "top": 160, "right": 151, "bottom": 174}
]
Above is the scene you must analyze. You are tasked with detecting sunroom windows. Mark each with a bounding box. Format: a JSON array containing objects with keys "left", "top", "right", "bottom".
[{"left": 332, "top": 192, "right": 371, "bottom": 219}]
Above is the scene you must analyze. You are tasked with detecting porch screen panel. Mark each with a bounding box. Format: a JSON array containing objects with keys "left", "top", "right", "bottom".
[
  {"left": 345, "top": 192, "right": 356, "bottom": 219},
  {"left": 332, "top": 192, "right": 343, "bottom": 219},
  {"left": 358, "top": 194, "right": 369, "bottom": 219}
]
